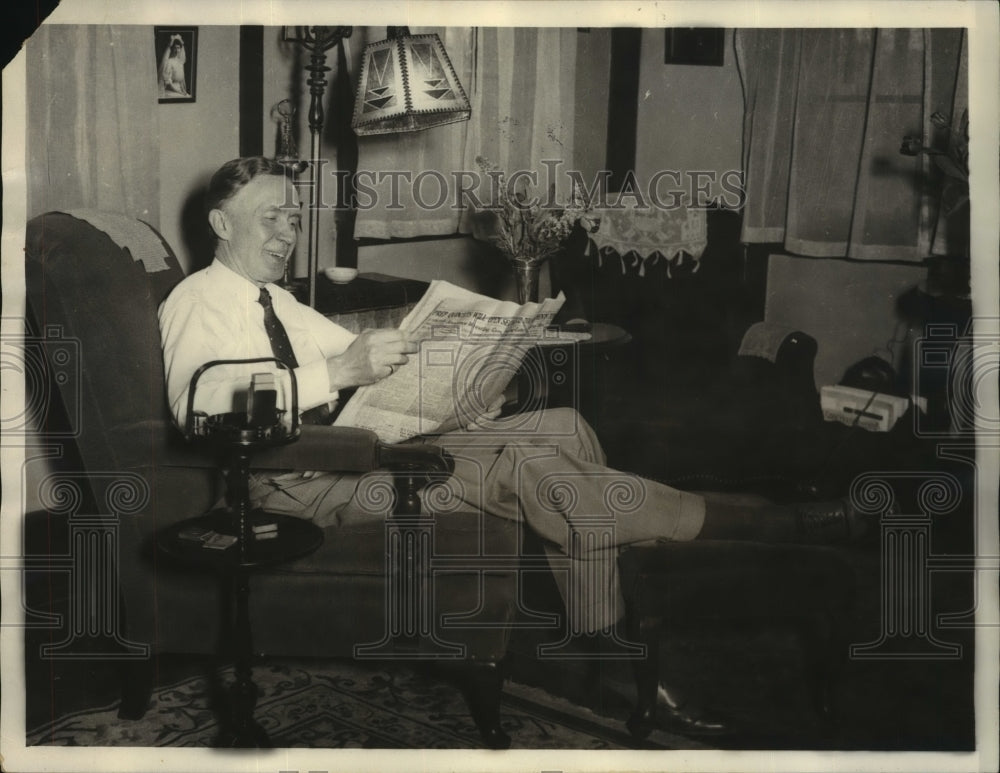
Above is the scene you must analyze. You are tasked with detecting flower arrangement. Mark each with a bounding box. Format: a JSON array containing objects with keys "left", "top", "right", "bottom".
[{"left": 473, "top": 155, "right": 590, "bottom": 266}]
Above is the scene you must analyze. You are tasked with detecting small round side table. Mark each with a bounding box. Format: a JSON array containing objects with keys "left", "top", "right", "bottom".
[
  {"left": 157, "top": 509, "right": 323, "bottom": 747},
  {"left": 514, "top": 322, "right": 633, "bottom": 423}
]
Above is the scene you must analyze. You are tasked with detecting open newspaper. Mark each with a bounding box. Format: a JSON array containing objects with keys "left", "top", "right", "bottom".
[{"left": 333, "top": 280, "right": 580, "bottom": 443}]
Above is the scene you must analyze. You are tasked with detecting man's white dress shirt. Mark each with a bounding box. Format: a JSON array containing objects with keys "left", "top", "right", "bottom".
[{"left": 159, "top": 259, "right": 356, "bottom": 429}]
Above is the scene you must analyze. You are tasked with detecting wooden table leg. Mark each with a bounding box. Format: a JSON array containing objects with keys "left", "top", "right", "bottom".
[{"left": 217, "top": 566, "right": 269, "bottom": 748}]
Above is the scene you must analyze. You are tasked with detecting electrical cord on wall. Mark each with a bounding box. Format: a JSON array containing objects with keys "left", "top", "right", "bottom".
[{"left": 874, "top": 319, "right": 911, "bottom": 376}]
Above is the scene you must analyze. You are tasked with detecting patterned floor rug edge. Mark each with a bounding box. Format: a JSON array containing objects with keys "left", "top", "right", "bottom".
[{"left": 27, "top": 660, "right": 702, "bottom": 750}]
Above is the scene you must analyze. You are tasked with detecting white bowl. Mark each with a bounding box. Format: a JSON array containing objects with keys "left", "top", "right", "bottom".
[{"left": 324, "top": 267, "right": 359, "bottom": 284}]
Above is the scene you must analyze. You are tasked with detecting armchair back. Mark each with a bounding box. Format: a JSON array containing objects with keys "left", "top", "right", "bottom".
[{"left": 24, "top": 212, "right": 185, "bottom": 473}]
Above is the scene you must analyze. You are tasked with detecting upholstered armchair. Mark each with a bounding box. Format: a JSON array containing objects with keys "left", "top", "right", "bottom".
[{"left": 23, "top": 212, "right": 520, "bottom": 748}]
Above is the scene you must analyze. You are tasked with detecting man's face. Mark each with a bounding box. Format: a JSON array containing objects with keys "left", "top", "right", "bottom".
[{"left": 213, "top": 174, "right": 301, "bottom": 286}]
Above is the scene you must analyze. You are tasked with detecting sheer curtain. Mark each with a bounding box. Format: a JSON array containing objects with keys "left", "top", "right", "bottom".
[
  {"left": 461, "top": 27, "right": 577, "bottom": 196},
  {"left": 353, "top": 27, "right": 578, "bottom": 239},
  {"left": 26, "top": 25, "right": 161, "bottom": 224},
  {"left": 352, "top": 27, "right": 474, "bottom": 239},
  {"left": 735, "top": 28, "right": 966, "bottom": 261}
]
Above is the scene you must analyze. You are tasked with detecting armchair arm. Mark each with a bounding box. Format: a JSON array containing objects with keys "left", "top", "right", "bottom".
[
  {"left": 251, "top": 428, "right": 456, "bottom": 518},
  {"left": 112, "top": 420, "right": 454, "bottom": 477},
  {"left": 109, "top": 420, "right": 380, "bottom": 472},
  {"left": 250, "top": 424, "right": 379, "bottom": 472},
  {"left": 375, "top": 439, "right": 456, "bottom": 516},
  {"left": 252, "top": 425, "right": 455, "bottom": 478},
  {"left": 377, "top": 440, "right": 454, "bottom": 476},
  {"left": 109, "top": 419, "right": 217, "bottom": 470}
]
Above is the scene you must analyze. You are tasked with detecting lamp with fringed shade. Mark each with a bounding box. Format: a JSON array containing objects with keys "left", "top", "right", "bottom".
[
  {"left": 352, "top": 27, "right": 471, "bottom": 136},
  {"left": 281, "top": 26, "right": 471, "bottom": 307}
]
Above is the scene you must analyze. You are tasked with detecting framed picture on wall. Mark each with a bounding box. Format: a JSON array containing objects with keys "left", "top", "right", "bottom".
[
  {"left": 664, "top": 28, "right": 726, "bottom": 66},
  {"left": 155, "top": 27, "right": 197, "bottom": 103}
]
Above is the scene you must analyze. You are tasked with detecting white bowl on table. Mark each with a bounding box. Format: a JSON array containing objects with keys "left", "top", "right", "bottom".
[{"left": 324, "top": 267, "right": 359, "bottom": 284}]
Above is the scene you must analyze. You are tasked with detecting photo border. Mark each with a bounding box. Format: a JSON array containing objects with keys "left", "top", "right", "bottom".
[{"left": 2, "top": 3, "right": 998, "bottom": 773}]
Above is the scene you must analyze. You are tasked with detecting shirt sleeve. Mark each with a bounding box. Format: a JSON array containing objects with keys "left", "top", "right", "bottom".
[
  {"left": 295, "top": 297, "right": 358, "bottom": 358},
  {"left": 159, "top": 287, "right": 245, "bottom": 429},
  {"left": 282, "top": 296, "right": 358, "bottom": 412}
]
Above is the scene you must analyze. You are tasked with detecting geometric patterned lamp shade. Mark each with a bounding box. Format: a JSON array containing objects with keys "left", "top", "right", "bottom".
[{"left": 352, "top": 29, "right": 471, "bottom": 136}]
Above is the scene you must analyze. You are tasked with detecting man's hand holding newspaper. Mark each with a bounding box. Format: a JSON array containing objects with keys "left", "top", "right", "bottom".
[{"left": 333, "top": 280, "right": 587, "bottom": 443}]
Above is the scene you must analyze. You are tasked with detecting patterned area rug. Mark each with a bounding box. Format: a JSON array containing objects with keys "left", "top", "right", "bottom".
[{"left": 27, "top": 660, "right": 700, "bottom": 749}]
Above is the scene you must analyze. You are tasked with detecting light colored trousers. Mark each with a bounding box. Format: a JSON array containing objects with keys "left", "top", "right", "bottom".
[{"left": 250, "top": 408, "right": 705, "bottom": 631}]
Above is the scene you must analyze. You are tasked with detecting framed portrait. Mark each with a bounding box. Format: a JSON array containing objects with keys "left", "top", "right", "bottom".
[
  {"left": 664, "top": 28, "right": 726, "bottom": 66},
  {"left": 155, "top": 27, "right": 197, "bottom": 103}
]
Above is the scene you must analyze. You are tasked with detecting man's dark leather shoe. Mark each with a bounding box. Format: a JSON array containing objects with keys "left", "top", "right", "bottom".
[
  {"left": 795, "top": 497, "right": 871, "bottom": 544},
  {"left": 654, "top": 684, "right": 730, "bottom": 735}
]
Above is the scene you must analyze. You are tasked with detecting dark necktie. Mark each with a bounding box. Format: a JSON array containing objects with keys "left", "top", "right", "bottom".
[
  {"left": 258, "top": 287, "right": 331, "bottom": 425},
  {"left": 258, "top": 287, "right": 298, "bottom": 368}
]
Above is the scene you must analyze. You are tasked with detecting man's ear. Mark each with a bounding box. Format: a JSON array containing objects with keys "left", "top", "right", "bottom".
[{"left": 208, "top": 208, "right": 229, "bottom": 241}]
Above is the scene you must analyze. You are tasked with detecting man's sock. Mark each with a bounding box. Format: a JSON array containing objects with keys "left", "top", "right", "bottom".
[
  {"left": 696, "top": 495, "right": 799, "bottom": 543},
  {"left": 696, "top": 492, "right": 860, "bottom": 544}
]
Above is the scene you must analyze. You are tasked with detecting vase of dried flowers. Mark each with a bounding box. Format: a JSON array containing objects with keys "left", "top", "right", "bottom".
[
  {"left": 511, "top": 258, "right": 541, "bottom": 304},
  {"left": 474, "top": 156, "right": 589, "bottom": 304}
]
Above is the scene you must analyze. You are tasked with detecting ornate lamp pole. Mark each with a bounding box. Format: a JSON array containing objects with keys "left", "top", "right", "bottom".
[{"left": 283, "top": 26, "right": 353, "bottom": 308}]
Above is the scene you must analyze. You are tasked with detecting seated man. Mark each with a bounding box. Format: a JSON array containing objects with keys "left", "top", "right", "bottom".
[{"left": 159, "top": 156, "right": 870, "bottom": 732}]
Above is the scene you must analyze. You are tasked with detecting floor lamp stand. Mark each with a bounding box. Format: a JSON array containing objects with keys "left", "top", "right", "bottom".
[{"left": 287, "top": 26, "right": 353, "bottom": 308}]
